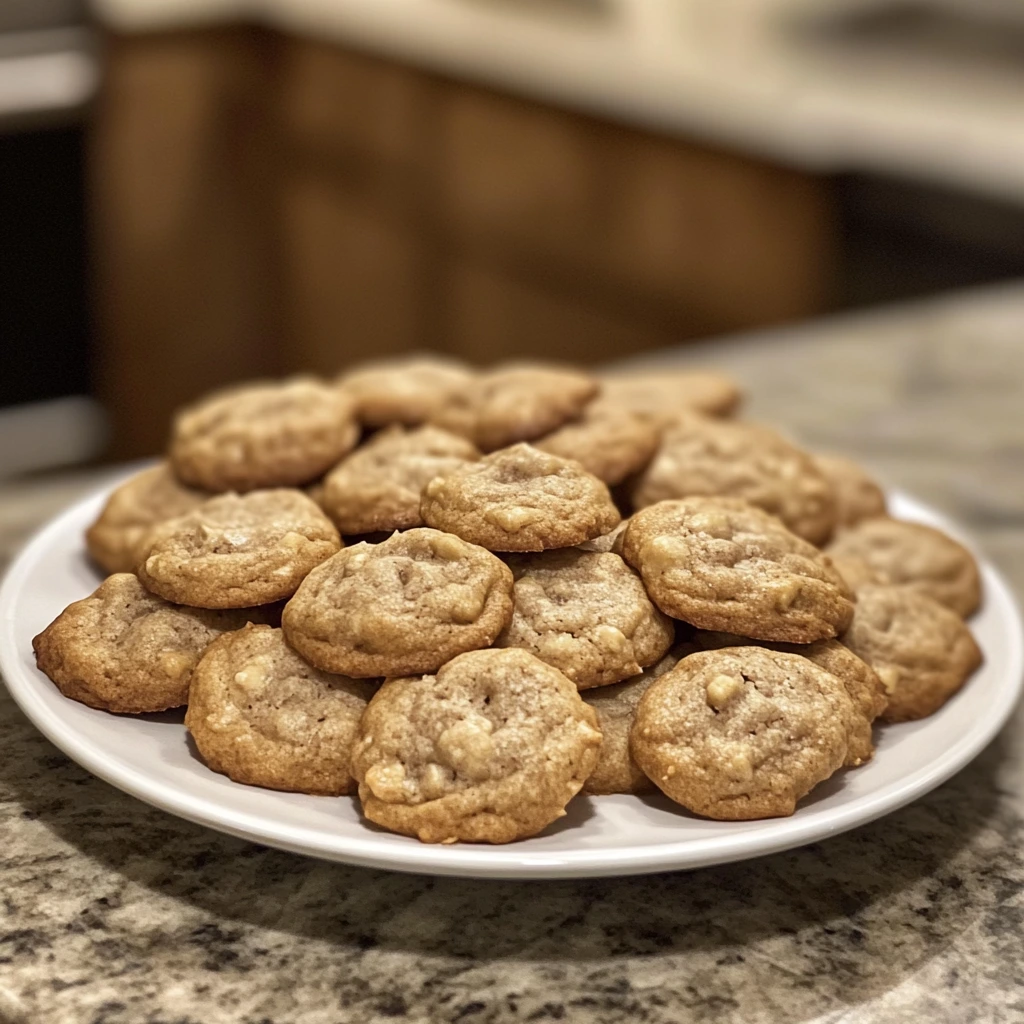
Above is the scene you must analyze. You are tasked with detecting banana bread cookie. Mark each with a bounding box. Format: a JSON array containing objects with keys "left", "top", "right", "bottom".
[{"left": 350, "top": 648, "right": 602, "bottom": 843}]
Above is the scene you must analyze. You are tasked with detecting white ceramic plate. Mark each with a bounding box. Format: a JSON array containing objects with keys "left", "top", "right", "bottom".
[{"left": 1, "top": 479, "right": 1021, "bottom": 879}]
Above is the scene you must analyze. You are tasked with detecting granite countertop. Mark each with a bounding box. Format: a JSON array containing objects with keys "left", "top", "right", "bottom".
[
  {"left": 91, "top": 0, "right": 1024, "bottom": 204},
  {"left": 3, "top": 284, "right": 1024, "bottom": 1024}
]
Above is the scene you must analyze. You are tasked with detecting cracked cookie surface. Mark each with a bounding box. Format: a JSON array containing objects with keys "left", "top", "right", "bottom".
[
  {"left": 582, "top": 648, "right": 687, "bottom": 795},
  {"left": 421, "top": 444, "right": 620, "bottom": 552},
  {"left": 841, "top": 584, "right": 982, "bottom": 722},
  {"left": 320, "top": 425, "right": 480, "bottom": 535},
  {"left": 632, "top": 416, "right": 837, "bottom": 545},
  {"left": 692, "top": 631, "right": 886, "bottom": 766},
  {"left": 430, "top": 364, "right": 598, "bottom": 452},
  {"left": 85, "top": 463, "right": 209, "bottom": 574},
  {"left": 630, "top": 647, "right": 854, "bottom": 819},
  {"left": 621, "top": 497, "right": 854, "bottom": 643},
  {"left": 598, "top": 370, "right": 742, "bottom": 420},
  {"left": 136, "top": 490, "right": 341, "bottom": 608},
  {"left": 535, "top": 405, "right": 661, "bottom": 485},
  {"left": 498, "top": 549, "right": 675, "bottom": 689},
  {"left": 351, "top": 648, "right": 602, "bottom": 843},
  {"left": 827, "top": 517, "right": 981, "bottom": 618},
  {"left": 282, "top": 528, "right": 514, "bottom": 677},
  {"left": 338, "top": 356, "right": 474, "bottom": 428},
  {"left": 170, "top": 378, "right": 359, "bottom": 492},
  {"left": 32, "top": 574, "right": 275, "bottom": 713},
  {"left": 186, "top": 625, "right": 376, "bottom": 795}
]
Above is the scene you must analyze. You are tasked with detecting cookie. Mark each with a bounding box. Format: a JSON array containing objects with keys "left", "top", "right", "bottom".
[
  {"left": 812, "top": 454, "right": 887, "bottom": 528},
  {"left": 32, "top": 573, "right": 274, "bottom": 714},
  {"left": 430, "top": 364, "right": 599, "bottom": 452},
  {"left": 534, "top": 405, "right": 661, "bottom": 486},
  {"left": 420, "top": 443, "right": 621, "bottom": 552},
  {"left": 582, "top": 648, "right": 686, "bottom": 795},
  {"left": 841, "top": 584, "right": 982, "bottom": 722},
  {"left": 136, "top": 490, "right": 341, "bottom": 609},
  {"left": 320, "top": 425, "right": 480, "bottom": 536},
  {"left": 621, "top": 498, "right": 855, "bottom": 643},
  {"left": 827, "top": 517, "right": 982, "bottom": 618},
  {"left": 632, "top": 416, "right": 837, "bottom": 545},
  {"left": 282, "top": 528, "right": 514, "bottom": 677},
  {"left": 691, "top": 632, "right": 887, "bottom": 766},
  {"left": 350, "top": 648, "right": 602, "bottom": 843},
  {"left": 630, "top": 647, "right": 854, "bottom": 819},
  {"left": 338, "top": 355, "right": 473, "bottom": 428},
  {"left": 598, "top": 369, "right": 742, "bottom": 420},
  {"left": 829, "top": 553, "right": 886, "bottom": 593},
  {"left": 85, "top": 463, "right": 209, "bottom": 574},
  {"left": 497, "top": 549, "right": 675, "bottom": 689},
  {"left": 170, "top": 377, "right": 359, "bottom": 492},
  {"left": 185, "top": 625, "right": 376, "bottom": 795}
]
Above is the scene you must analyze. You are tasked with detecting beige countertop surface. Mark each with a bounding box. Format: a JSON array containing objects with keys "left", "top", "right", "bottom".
[{"left": 2, "top": 283, "right": 1024, "bottom": 1023}]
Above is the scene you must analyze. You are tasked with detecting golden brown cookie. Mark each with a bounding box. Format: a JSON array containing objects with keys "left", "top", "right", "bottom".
[
  {"left": 32, "top": 574, "right": 274, "bottom": 714},
  {"left": 85, "top": 463, "right": 209, "bottom": 574},
  {"left": 185, "top": 625, "right": 376, "bottom": 795},
  {"left": 350, "top": 648, "right": 602, "bottom": 843},
  {"left": 621, "top": 498, "right": 855, "bottom": 643},
  {"left": 812, "top": 454, "right": 887, "bottom": 528},
  {"left": 497, "top": 549, "right": 675, "bottom": 689},
  {"left": 430, "top": 364, "right": 599, "bottom": 452},
  {"left": 337, "top": 355, "right": 474, "bottom": 428},
  {"left": 827, "top": 517, "right": 982, "bottom": 618},
  {"left": 136, "top": 490, "right": 341, "bottom": 609},
  {"left": 632, "top": 416, "right": 837, "bottom": 545},
  {"left": 841, "top": 585, "right": 982, "bottom": 722},
  {"left": 420, "top": 443, "right": 621, "bottom": 552},
  {"left": 630, "top": 647, "right": 854, "bottom": 820},
  {"left": 582, "top": 648, "right": 686, "bottom": 795},
  {"left": 598, "top": 369, "right": 742, "bottom": 420},
  {"left": 282, "top": 528, "right": 514, "bottom": 677},
  {"left": 320, "top": 425, "right": 480, "bottom": 536},
  {"left": 691, "top": 631, "right": 886, "bottom": 766},
  {"left": 534, "top": 405, "right": 661, "bottom": 486},
  {"left": 170, "top": 378, "right": 359, "bottom": 492}
]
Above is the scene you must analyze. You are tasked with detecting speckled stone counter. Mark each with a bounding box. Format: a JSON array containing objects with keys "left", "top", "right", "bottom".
[{"left": 3, "top": 285, "right": 1023, "bottom": 1024}]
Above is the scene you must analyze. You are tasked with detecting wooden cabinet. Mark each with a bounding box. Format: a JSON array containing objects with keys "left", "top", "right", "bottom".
[{"left": 92, "top": 30, "right": 835, "bottom": 457}]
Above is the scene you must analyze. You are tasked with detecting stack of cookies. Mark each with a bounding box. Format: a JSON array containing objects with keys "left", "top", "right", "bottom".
[{"left": 32, "top": 356, "right": 984, "bottom": 843}]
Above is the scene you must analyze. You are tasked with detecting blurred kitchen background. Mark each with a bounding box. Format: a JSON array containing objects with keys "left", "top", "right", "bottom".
[{"left": 4, "top": 0, "right": 1024, "bottom": 471}]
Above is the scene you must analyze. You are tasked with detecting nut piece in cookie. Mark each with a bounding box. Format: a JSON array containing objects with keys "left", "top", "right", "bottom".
[
  {"left": 430, "top": 364, "right": 599, "bottom": 452},
  {"left": 630, "top": 647, "right": 854, "bottom": 819},
  {"left": 498, "top": 549, "right": 675, "bottom": 689},
  {"left": 421, "top": 443, "right": 621, "bottom": 552},
  {"left": 582, "top": 648, "right": 686, "bottom": 795},
  {"left": 598, "top": 369, "right": 743, "bottom": 420},
  {"left": 320, "top": 425, "right": 480, "bottom": 536},
  {"left": 186, "top": 625, "right": 376, "bottom": 795},
  {"left": 337, "top": 355, "right": 473, "bottom": 428},
  {"left": 692, "top": 631, "right": 886, "bottom": 767},
  {"left": 621, "top": 497, "right": 854, "bottom": 643},
  {"left": 841, "top": 585, "right": 982, "bottom": 722},
  {"left": 632, "top": 416, "right": 837, "bottom": 545},
  {"left": 576, "top": 519, "right": 630, "bottom": 555},
  {"left": 85, "top": 463, "right": 209, "bottom": 574},
  {"left": 350, "top": 648, "right": 602, "bottom": 843},
  {"left": 32, "top": 574, "right": 274, "bottom": 713},
  {"left": 137, "top": 490, "right": 341, "bottom": 609},
  {"left": 282, "top": 528, "right": 514, "bottom": 677},
  {"left": 170, "top": 377, "right": 359, "bottom": 492},
  {"left": 812, "top": 454, "right": 887, "bottom": 528},
  {"left": 827, "top": 517, "right": 982, "bottom": 618},
  {"left": 534, "top": 405, "right": 661, "bottom": 486}
]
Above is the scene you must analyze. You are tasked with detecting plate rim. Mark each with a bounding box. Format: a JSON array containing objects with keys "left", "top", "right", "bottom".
[{"left": 2, "top": 475, "right": 1022, "bottom": 879}]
